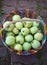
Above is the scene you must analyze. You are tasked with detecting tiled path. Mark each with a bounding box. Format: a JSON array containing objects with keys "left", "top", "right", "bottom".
[{"left": 0, "top": 0, "right": 47, "bottom": 65}]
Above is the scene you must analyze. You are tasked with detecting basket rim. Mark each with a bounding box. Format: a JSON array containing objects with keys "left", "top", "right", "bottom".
[{"left": 1, "top": 10, "right": 47, "bottom": 55}]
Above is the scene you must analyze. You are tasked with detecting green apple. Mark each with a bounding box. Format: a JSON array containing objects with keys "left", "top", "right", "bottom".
[
  {"left": 23, "top": 42, "right": 31, "bottom": 51},
  {"left": 6, "top": 32, "right": 14, "bottom": 36},
  {"left": 21, "top": 28, "right": 29, "bottom": 35},
  {"left": 25, "top": 35, "right": 33, "bottom": 42},
  {"left": 5, "top": 36, "right": 15, "bottom": 46},
  {"left": 3, "top": 21, "right": 10, "bottom": 29},
  {"left": 13, "top": 28, "right": 19, "bottom": 34},
  {"left": 10, "top": 44, "right": 15, "bottom": 49},
  {"left": 33, "top": 21, "right": 39, "bottom": 27},
  {"left": 7, "top": 24, "right": 14, "bottom": 31},
  {"left": 4, "top": 23, "right": 14, "bottom": 31},
  {"left": 24, "top": 22, "right": 33, "bottom": 28},
  {"left": 34, "top": 33, "right": 43, "bottom": 41},
  {"left": 31, "top": 40, "right": 41, "bottom": 49},
  {"left": 38, "top": 29, "right": 42, "bottom": 33},
  {"left": 19, "top": 32, "right": 22, "bottom": 35},
  {"left": 22, "top": 17, "right": 33, "bottom": 28},
  {"left": 16, "top": 35, "right": 24, "bottom": 44},
  {"left": 30, "top": 27, "right": 38, "bottom": 34},
  {"left": 14, "top": 44, "right": 23, "bottom": 52},
  {"left": 12, "top": 15, "right": 21, "bottom": 21},
  {"left": 15, "top": 22, "right": 23, "bottom": 30}
]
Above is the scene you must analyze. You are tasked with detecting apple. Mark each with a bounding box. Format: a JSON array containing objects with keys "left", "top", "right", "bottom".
[
  {"left": 7, "top": 24, "right": 14, "bottom": 31},
  {"left": 12, "top": 15, "right": 21, "bottom": 21},
  {"left": 3, "top": 21, "right": 10, "bottom": 29},
  {"left": 21, "top": 28, "right": 29, "bottom": 35},
  {"left": 30, "top": 27, "right": 38, "bottom": 34},
  {"left": 38, "top": 29, "right": 42, "bottom": 33},
  {"left": 4, "top": 23, "right": 14, "bottom": 31},
  {"left": 25, "top": 35, "right": 33, "bottom": 42},
  {"left": 15, "top": 22, "right": 23, "bottom": 30},
  {"left": 34, "top": 33, "right": 43, "bottom": 41},
  {"left": 3, "top": 21, "right": 14, "bottom": 31},
  {"left": 16, "top": 35, "right": 24, "bottom": 44},
  {"left": 23, "top": 42, "right": 31, "bottom": 51},
  {"left": 31, "top": 40, "right": 41, "bottom": 49},
  {"left": 5, "top": 36, "right": 15, "bottom": 46},
  {"left": 14, "top": 44, "right": 23, "bottom": 52},
  {"left": 6, "top": 32, "right": 14, "bottom": 36},
  {"left": 10, "top": 44, "right": 15, "bottom": 49},
  {"left": 24, "top": 22, "right": 33, "bottom": 28},
  {"left": 13, "top": 28, "right": 19, "bottom": 34},
  {"left": 22, "top": 17, "right": 33, "bottom": 28},
  {"left": 33, "top": 21, "right": 39, "bottom": 27},
  {"left": 19, "top": 32, "right": 22, "bottom": 35}
]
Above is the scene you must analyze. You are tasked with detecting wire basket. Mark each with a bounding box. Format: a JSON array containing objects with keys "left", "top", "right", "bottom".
[{"left": 0, "top": 9, "right": 47, "bottom": 55}]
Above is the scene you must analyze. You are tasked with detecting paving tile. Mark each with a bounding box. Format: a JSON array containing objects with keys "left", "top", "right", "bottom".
[
  {"left": 0, "top": 0, "right": 47, "bottom": 65},
  {"left": 2, "top": 6, "right": 15, "bottom": 14},
  {"left": 2, "top": 0, "right": 17, "bottom": 7},
  {"left": 39, "top": 0, "right": 47, "bottom": 7},
  {"left": 0, "top": 47, "right": 7, "bottom": 57},
  {"left": 0, "top": 14, "right": 7, "bottom": 22},
  {"left": 40, "top": 9, "right": 47, "bottom": 16},
  {"left": 19, "top": 0, "right": 37, "bottom": 8},
  {"left": 42, "top": 55, "right": 47, "bottom": 65},
  {"left": 11, "top": 51, "right": 39, "bottom": 64}
]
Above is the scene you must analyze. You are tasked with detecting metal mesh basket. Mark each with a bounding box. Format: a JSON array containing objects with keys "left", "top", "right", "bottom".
[{"left": 0, "top": 9, "right": 47, "bottom": 55}]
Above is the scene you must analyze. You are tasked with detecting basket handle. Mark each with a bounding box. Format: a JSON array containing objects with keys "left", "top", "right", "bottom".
[
  {"left": 2, "top": 19, "right": 40, "bottom": 30},
  {"left": 1, "top": 18, "right": 47, "bottom": 36}
]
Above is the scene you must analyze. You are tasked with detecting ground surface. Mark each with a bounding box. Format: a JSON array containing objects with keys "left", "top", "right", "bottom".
[{"left": 0, "top": 0, "right": 47, "bottom": 65}]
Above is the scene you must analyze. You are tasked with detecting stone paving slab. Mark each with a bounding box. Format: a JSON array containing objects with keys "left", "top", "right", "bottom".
[
  {"left": 0, "top": 47, "right": 7, "bottom": 57},
  {"left": 2, "top": 6, "right": 15, "bottom": 14},
  {"left": 0, "top": 14, "right": 7, "bottom": 22},
  {"left": 2, "top": 0, "right": 17, "bottom": 7},
  {"left": 19, "top": 0, "right": 37, "bottom": 8},
  {"left": 0, "top": 0, "right": 47, "bottom": 65},
  {"left": 38, "top": 0, "right": 47, "bottom": 7},
  {"left": 40, "top": 9, "right": 47, "bottom": 17},
  {"left": 11, "top": 52, "right": 39, "bottom": 65}
]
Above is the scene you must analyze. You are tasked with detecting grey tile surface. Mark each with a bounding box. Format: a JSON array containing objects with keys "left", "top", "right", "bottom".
[{"left": 0, "top": 0, "right": 47, "bottom": 65}]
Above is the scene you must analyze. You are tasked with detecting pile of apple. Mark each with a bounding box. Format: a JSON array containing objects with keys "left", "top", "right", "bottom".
[{"left": 3, "top": 15, "right": 43, "bottom": 53}]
